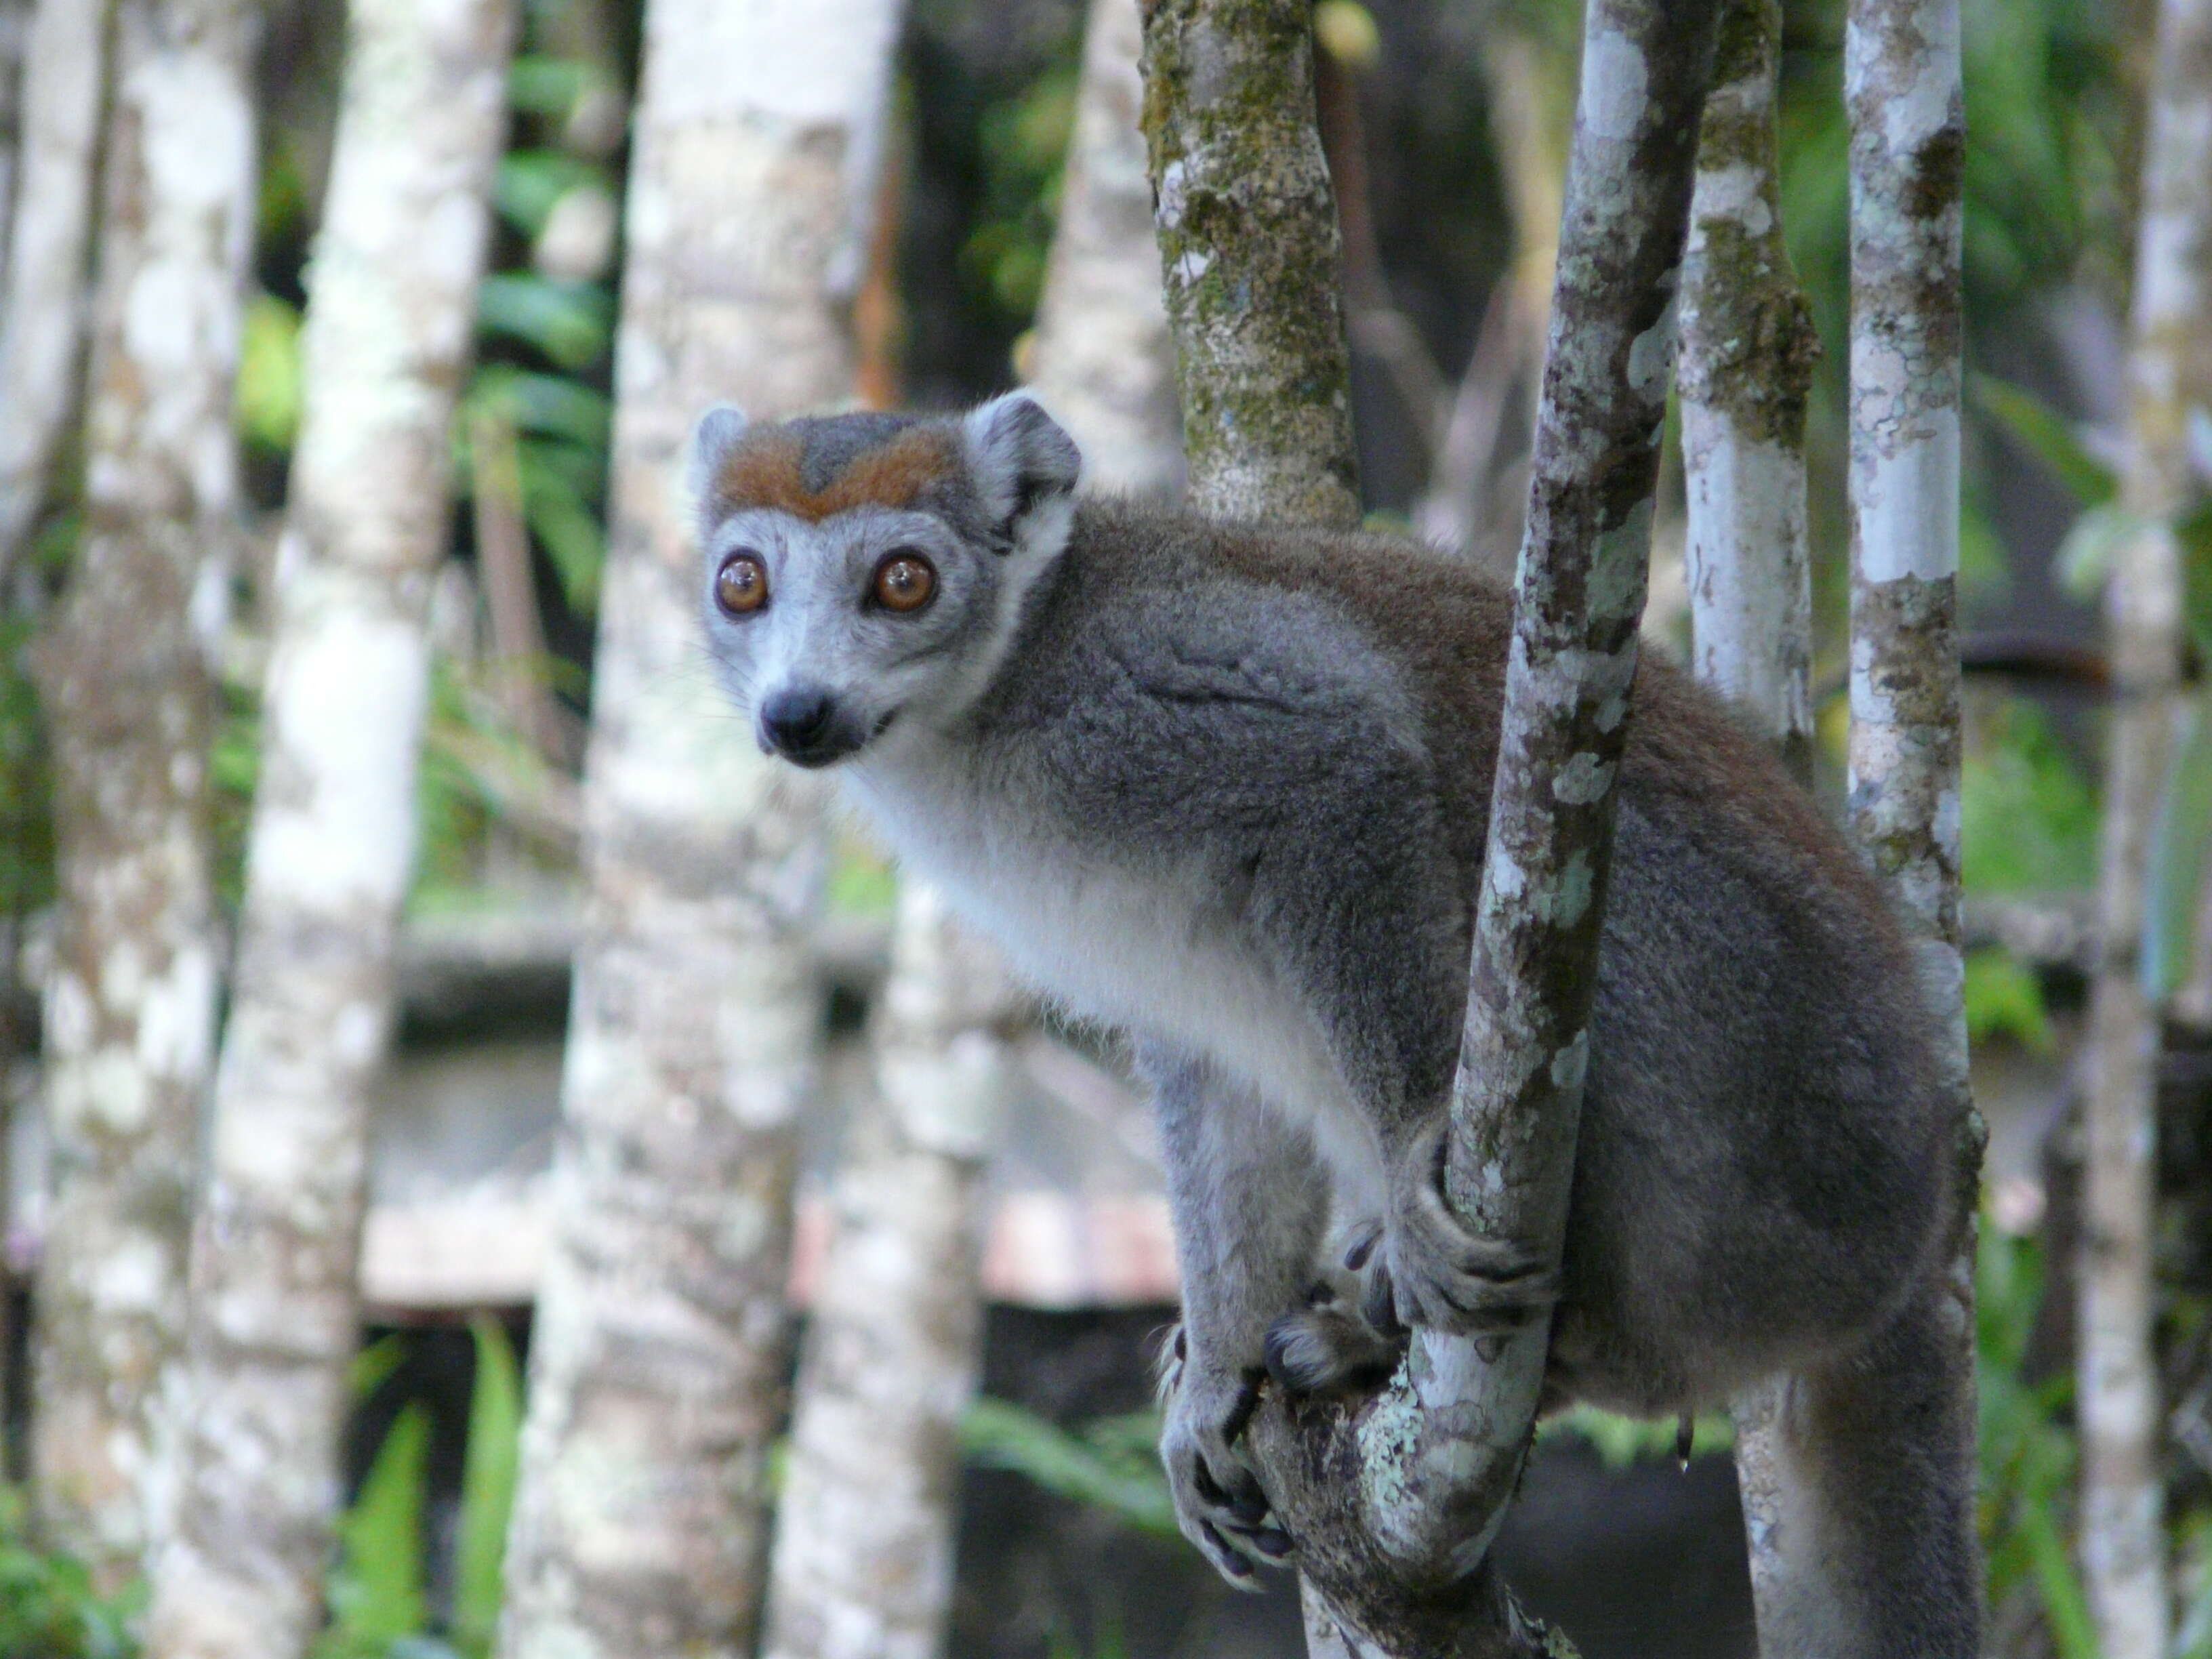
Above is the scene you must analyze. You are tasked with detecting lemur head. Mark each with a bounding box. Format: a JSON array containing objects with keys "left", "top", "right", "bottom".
[{"left": 694, "top": 393, "right": 1082, "bottom": 767}]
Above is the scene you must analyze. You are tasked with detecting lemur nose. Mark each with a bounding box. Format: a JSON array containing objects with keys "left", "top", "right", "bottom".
[{"left": 760, "top": 684, "right": 837, "bottom": 756}]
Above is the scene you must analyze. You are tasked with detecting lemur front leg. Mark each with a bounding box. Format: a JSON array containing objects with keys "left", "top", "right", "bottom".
[
  {"left": 1244, "top": 781, "right": 1560, "bottom": 1376},
  {"left": 1140, "top": 1042, "right": 1328, "bottom": 1586}
]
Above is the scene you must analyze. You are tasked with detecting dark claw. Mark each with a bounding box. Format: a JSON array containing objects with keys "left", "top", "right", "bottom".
[
  {"left": 1361, "top": 1262, "right": 1407, "bottom": 1339},
  {"left": 1200, "top": 1521, "right": 1254, "bottom": 1579},
  {"left": 1223, "top": 1482, "right": 1269, "bottom": 1527},
  {"left": 1245, "top": 1525, "right": 1295, "bottom": 1563},
  {"left": 1219, "top": 1369, "right": 1263, "bottom": 1446},
  {"left": 1343, "top": 1221, "right": 1382, "bottom": 1272}
]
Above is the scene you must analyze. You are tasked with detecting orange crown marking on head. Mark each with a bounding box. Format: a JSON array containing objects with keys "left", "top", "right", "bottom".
[{"left": 714, "top": 426, "right": 962, "bottom": 521}]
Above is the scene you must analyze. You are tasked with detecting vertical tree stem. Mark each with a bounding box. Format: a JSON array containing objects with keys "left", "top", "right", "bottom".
[
  {"left": 1842, "top": 0, "right": 1983, "bottom": 1648},
  {"left": 145, "top": 1, "right": 518, "bottom": 1652},
  {"left": 2079, "top": 0, "right": 2212, "bottom": 1646},
  {"left": 0, "top": 0, "right": 112, "bottom": 579},
  {"left": 1674, "top": 0, "right": 1819, "bottom": 1627},
  {"left": 495, "top": 3, "right": 899, "bottom": 1654},
  {"left": 1139, "top": 0, "right": 1360, "bottom": 527},
  {"left": 27, "top": 0, "right": 259, "bottom": 1588}
]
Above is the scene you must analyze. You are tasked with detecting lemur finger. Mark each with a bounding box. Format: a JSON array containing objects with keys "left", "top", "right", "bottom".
[
  {"left": 1343, "top": 1220, "right": 1383, "bottom": 1272},
  {"left": 1197, "top": 1521, "right": 1264, "bottom": 1589},
  {"left": 1361, "top": 1259, "right": 1408, "bottom": 1339}
]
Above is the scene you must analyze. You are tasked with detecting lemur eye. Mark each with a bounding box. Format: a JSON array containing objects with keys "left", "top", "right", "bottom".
[
  {"left": 715, "top": 552, "right": 769, "bottom": 617},
  {"left": 872, "top": 552, "right": 936, "bottom": 614}
]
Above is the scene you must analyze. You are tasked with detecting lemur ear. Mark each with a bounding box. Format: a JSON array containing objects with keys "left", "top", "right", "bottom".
[
  {"left": 689, "top": 403, "right": 750, "bottom": 510},
  {"left": 962, "top": 392, "right": 1081, "bottom": 535}
]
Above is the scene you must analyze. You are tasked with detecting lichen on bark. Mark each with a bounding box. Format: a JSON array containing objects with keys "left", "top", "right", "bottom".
[{"left": 1137, "top": 0, "right": 1359, "bottom": 528}]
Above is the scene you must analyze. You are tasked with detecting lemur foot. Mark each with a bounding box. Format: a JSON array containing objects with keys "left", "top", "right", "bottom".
[
  {"left": 1366, "top": 1127, "right": 1563, "bottom": 1337},
  {"left": 1263, "top": 1281, "right": 1405, "bottom": 1395},
  {"left": 1157, "top": 1325, "right": 1294, "bottom": 1588}
]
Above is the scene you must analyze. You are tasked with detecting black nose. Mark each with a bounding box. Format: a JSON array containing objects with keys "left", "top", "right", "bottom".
[{"left": 760, "top": 684, "right": 839, "bottom": 760}]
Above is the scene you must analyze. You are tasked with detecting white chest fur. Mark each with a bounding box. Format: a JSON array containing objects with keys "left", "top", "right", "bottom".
[{"left": 842, "top": 756, "right": 1387, "bottom": 1209}]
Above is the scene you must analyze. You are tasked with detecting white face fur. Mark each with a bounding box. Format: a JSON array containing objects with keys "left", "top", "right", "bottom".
[{"left": 694, "top": 395, "right": 1080, "bottom": 768}]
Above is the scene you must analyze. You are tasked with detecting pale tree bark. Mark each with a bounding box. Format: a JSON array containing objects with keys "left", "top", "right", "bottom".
[
  {"left": 1674, "top": 2, "right": 1819, "bottom": 1624},
  {"left": 1678, "top": 0, "right": 1818, "bottom": 785},
  {"left": 0, "top": 0, "right": 111, "bottom": 581},
  {"left": 1142, "top": 1, "right": 1718, "bottom": 1652},
  {"left": 143, "top": 1, "right": 518, "bottom": 1654},
  {"left": 1026, "top": 0, "right": 1180, "bottom": 495},
  {"left": 25, "top": 0, "right": 260, "bottom": 1587},
  {"left": 495, "top": 4, "right": 899, "bottom": 1656},
  {"left": 1139, "top": 0, "right": 1359, "bottom": 529},
  {"left": 1838, "top": 0, "right": 1984, "bottom": 1650},
  {"left": 2080, "top": 0, "right": 2212, "bottom": 1646},
  {"left": 760, "top": 884, "right": 1017, "bottom": 1659}
]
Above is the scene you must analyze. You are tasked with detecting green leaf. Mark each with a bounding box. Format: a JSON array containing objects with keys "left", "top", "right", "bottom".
[
  {"left": 1964, "top": 948, "right": 2056, "bottom": 1053},
  {"left": 508, "top": 56, "right": 591, "bottom": 117},
  {"left": 516, "top": 445, "right": 606, "bottom": 615},
  {"left": 1971, "top": 374, "right": 2118, "bottom": 508},
  {"left": 2178, "top": 497, "right": 2212, "bottom": 664},
  {"left": 476, "top": 275, "right": 611, "bottom": 371},
  {"left": 452, "top": 1318, "right": 524, "bottom": 1654},
  {"left": 472, "top": 367, "right": 611, "bottom": 450},
  {"left": 321, "top": 1405, "right": 431, "bottom": 1650},
  {"left": 2145, "top": 690, "right": 2212, "bottom": 1001},
  {"left": 961, "top": 1398, "right": 1179, "bottom": 1538},
  {"left": 2019, "top": 1501, "right": 2100, "bottom": 1659}
]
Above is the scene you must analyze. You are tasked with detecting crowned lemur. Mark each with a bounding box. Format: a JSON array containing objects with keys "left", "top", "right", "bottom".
[{"left": 694, "top": 393, "right": 1979, "bottom": 1654}]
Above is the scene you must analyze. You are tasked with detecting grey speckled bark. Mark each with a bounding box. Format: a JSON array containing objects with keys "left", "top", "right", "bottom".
[
  {"left": 26, "top": 0, "right": 259, "bottom": 1589},
  {"left": 1674, "top": 0, "right": 1818, "bottom": 1629},
  {"left": 760, "top": 884, "right": 1017, "bottom": 1659},
  {"left": 0, "top": 0, "right": 111, "bottom": 581},
  {"left": 143, "top": 1, "right": 517, "bottom": 1653},
  {"left": 1137, "top": 0, "right": 1358, "bottom": 527},
  {"left": 1841, "top": 0, "right": 1983, "bottom": 1650},
  {"left": 1678, "top": 0, "right": 1817, "bottom": 785},
  {"left": 495, "top": 3, "right": 898, "bottom": 1656},
  {"left": 1150, "top": 1, "right": 1719, "bottom": 1652},
  {"left": 2078, "top": 0, "right": 2212, "bottom": 1646},
  {"left": 1027, "top": 0, "right": 1181, "bottom": 495}
]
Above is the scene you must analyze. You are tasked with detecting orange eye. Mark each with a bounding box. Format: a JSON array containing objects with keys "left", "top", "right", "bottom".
[
  {"left": 715, "top": 552, "right": 769, "bottom": 616},
  {"left": 873, "top": 552, "right": 937, "bottom": 613}
]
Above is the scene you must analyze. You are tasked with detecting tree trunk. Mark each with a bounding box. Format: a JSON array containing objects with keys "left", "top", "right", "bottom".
[
  {"left": 1139, "top": 0, "right": 1359, "bottom": 529},
  {"left": 495, "top": 5, "right": 898, "bottom": 1656},
  {"left": 1839, "top": 0, "right": 1984, "bottom": 1648},
  {"left": 1674, "top": 1, "right": 1820, "bottom": 1629},
  {"left": 1141, "top": 1, "right": 1718, "bottom": 1652},
  {"left": 0, "top": 0, "right": 110, "bottom": 581},
  {"left": 142, "top": 2, "right": 516, "bottom": 1654},
  {"left": 25, "top": 0, "right": 259, "bottom": 1587},
  {"left": 1026, "top": 0, "right": 1180, "bottom": 496},
  {"left": 1678, "top": 0, "right": 1818, "bottom": 785},
  {"left": 759, "top": 884, "right": 1017, "bottom": 1659},
  {"left": 2080, "top": 0, "right": 2212, "bottom": 1646}
]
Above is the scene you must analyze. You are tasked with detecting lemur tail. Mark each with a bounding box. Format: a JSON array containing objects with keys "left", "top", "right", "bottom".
[{"left": 1736, "top": 1267, "right": 1983, "bottom": 1658}]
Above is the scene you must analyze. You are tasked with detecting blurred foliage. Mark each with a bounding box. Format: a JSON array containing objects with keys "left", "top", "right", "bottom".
[
  {"left": 957, "top": 60, "right": 1078, "bottom": 331},
  {"left": 1965, "top": 947, "right": 2059, "bottom": 1053},
  {"left": 1979, "top": 1223, "right": 2097, "bottom": 1659},
  {"left": 0, "top": 1486, "right": 142, "bottom": 1659},
  {"left": 962, "top": 1398, "right": 1181, "bottom": 1538},
  {"left": 314, "top": 1319, "right": 523, "bottom": 1659},
  {"left": 1962, "top": 697, "right": 2101, "bottom": 896}
]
